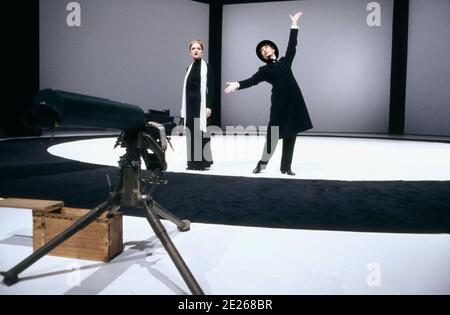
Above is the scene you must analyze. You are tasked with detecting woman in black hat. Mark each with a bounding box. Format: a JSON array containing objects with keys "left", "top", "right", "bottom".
[{"left": 224, "top": 11, "right": 312, "bottom": 176}]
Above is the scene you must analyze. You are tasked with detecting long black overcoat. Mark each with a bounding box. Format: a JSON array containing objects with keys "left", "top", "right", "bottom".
[{"left": 238, "top": 28, "right": 313, "bottom": 138}]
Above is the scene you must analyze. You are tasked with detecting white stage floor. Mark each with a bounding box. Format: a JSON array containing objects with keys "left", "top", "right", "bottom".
[
  {"left": 0, "top": 208, "right": 449, "bottom": 295},
  {"left": 1, "top": 135, "right": 449, "bottom": 294},
  {"left": 47, "top": 135, "right": 450, "bottom": 181}
]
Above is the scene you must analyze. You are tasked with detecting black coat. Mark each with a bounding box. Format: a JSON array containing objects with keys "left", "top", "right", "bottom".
[
  {"left": 185, "top": 60, "right": 215, "bottom": 117},
  {"left": 238, "top": 28, "right": 313, "bottom": 138},
  {"left": 184, "top": 60, "right": 215, "bottom": 129}
]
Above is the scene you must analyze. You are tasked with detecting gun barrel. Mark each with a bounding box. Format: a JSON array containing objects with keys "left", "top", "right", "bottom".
[{"left": 25, "top": 89, "right": 146, "bottom": 131}]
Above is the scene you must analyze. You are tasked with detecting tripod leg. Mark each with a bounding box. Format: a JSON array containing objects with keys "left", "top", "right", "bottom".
[
  {"left": 150, "top": 201, "right": 190, "bottom": 232},
  {"left": 1, "top": 199, "right": 117, "bottom": 286},
  {"left": 142, "top": 202, "right": 204, "bottom": 295}
]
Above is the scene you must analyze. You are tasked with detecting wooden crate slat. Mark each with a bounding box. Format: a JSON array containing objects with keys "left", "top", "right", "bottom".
[{"left": 0, "top": 198, "right": 63, "bottom": 212}]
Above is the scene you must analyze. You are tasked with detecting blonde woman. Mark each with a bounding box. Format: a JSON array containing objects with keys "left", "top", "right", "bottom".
[{"left": 181, "top": 39, "right": 214, "bottom": 170}]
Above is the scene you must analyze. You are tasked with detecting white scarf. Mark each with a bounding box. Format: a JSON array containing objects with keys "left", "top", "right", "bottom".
[{"left": 181, "top": 59, "right": 208, "bottom": 132}]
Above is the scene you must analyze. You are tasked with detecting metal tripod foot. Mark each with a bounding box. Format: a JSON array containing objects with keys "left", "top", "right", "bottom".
[
  {"left": 150, "top": 201, "right": 191, "bottom": 232},
  {"left": 178, "top": 220, "right": 191, "bottom": 232},
  {"left": 0, "top": 271, "right": 18, "bottom": 286},
  {"left": 142, "top": 202, "right": 203, "bottom": 295}
]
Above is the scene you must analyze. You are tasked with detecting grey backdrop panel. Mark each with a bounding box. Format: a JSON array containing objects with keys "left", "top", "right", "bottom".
[
  {"left": 405, "top": 0, "right": 450, "bottom": 137},
  {"left": 221, "top": 0, "right": 393, "bottom": 133},
  {"left": 40, "top": 0, "right": 209, "bottom": 118}
]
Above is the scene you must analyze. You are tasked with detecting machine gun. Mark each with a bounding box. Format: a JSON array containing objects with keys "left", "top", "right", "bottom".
[{"left": 1, "top": 89, "right": 204, "bottom": 295}]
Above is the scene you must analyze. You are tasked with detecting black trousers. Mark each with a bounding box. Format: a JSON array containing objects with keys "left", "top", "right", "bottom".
[
  {"left": 260, "top": 127, "right": 297, "bottom": 171},
  {"left": 185, "top": 117, "right": 212, "bottom": 168}
]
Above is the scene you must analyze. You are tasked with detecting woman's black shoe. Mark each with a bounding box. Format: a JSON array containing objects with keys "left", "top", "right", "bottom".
[
  {"left": 281, "top": 169, "right": 296, "bottom": 176},
  {"left": 186, "top": 163, "right": 209, "bottom": 171},
  {"left": 252, "top": 161, "right": 267, "bottom": 174}
]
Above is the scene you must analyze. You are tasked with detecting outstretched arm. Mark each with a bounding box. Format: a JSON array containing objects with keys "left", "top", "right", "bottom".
[
  {"left": 285, "top": 11, "right": 304, "bottom": 65},
  {"left": 224, "top": 81, "right": 239, "bottom": 94},
  {"left": 224, "top": 67, "right": 266, "bottom": 94}
]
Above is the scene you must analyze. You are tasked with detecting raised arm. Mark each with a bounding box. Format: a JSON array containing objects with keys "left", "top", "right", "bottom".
[
  {"left": 285, "top": 11, "right": 303, "bottom": 66},
  {"left": 290, "top": 11, "right": 303, "bottom": 27}
]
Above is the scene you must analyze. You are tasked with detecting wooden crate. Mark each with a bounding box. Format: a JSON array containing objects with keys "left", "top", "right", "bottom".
[{"left": 0, "top": 198, "right": 123, "bottom": 262}]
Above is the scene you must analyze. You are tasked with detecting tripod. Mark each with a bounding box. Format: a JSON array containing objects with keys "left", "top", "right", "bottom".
[{"left": 1, "top": 127, "right": 204, "bottom": 295}]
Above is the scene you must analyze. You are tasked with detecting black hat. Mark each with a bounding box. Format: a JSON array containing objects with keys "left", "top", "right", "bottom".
[{"left": 256, "top": 40, "right": 279, "bottom": 63}]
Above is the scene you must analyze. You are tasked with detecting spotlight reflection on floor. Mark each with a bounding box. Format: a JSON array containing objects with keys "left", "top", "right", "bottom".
[{"left": 48, "top": 135, "right": 450, "bottom": 181}]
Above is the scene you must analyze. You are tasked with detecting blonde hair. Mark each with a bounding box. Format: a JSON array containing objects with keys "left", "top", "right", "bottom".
[{"left": 188, "top": 39, "right": 205, "bottom": 51}]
